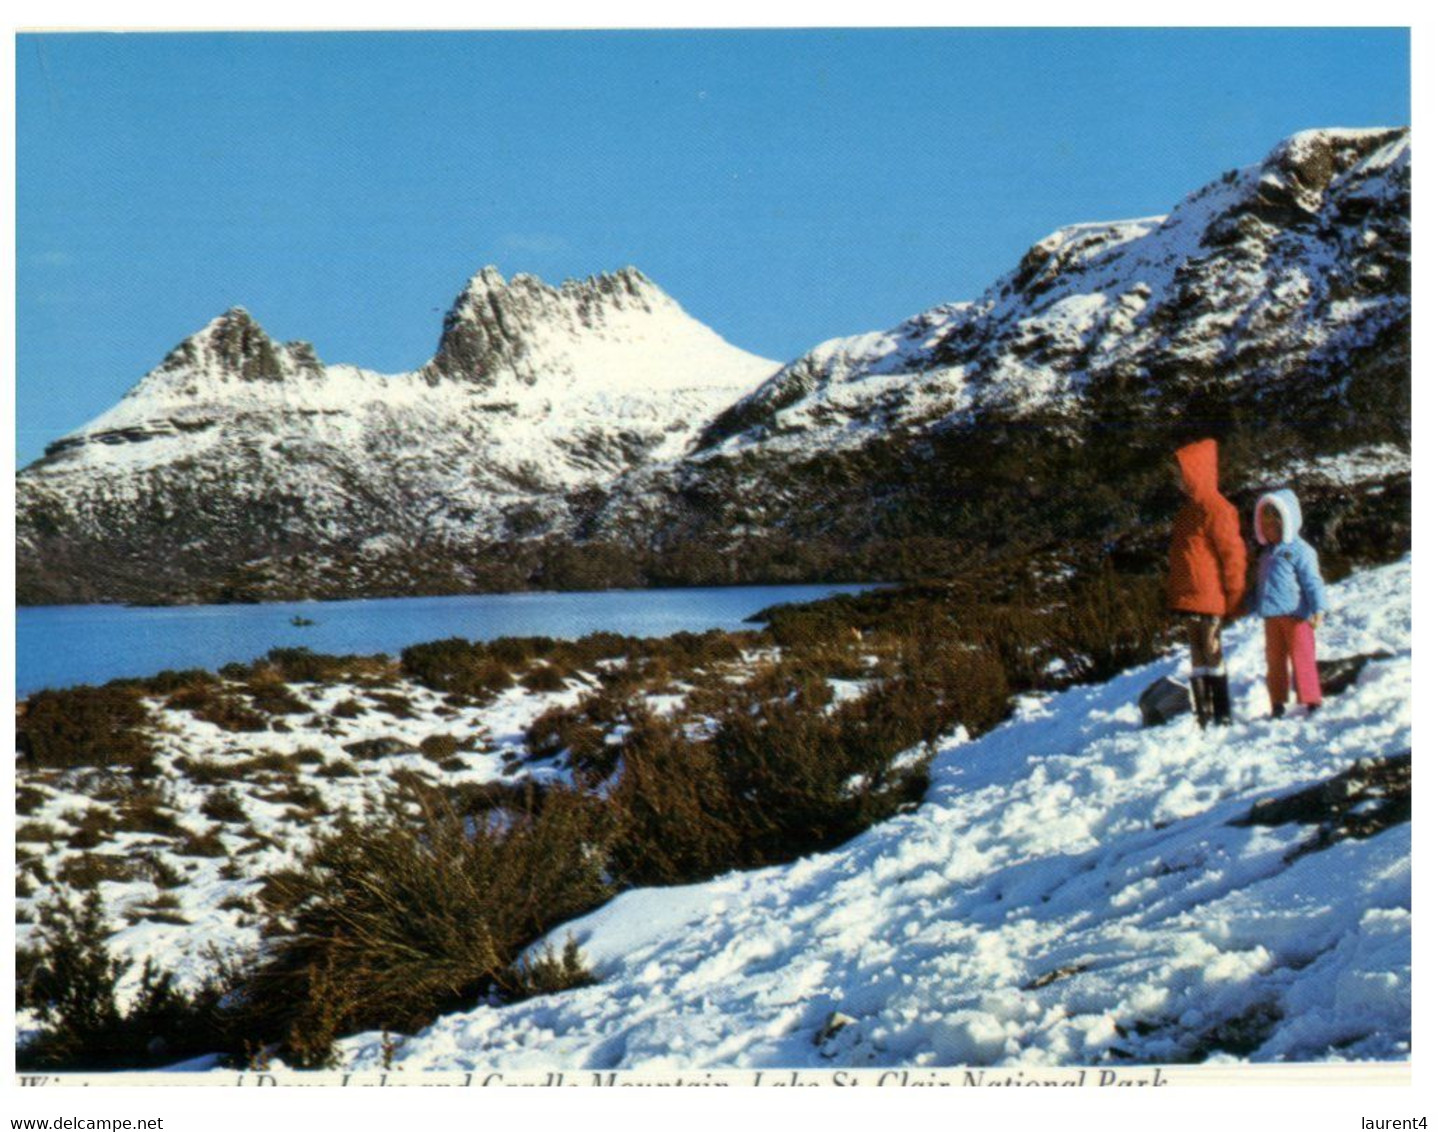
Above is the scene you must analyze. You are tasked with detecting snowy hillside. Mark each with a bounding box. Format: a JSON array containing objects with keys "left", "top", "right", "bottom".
[
  {"left": 692, "top": 128, "right": 1409, "bottom": 459},
  {"left": 336, "top": 557, "right": 1411, "bottom": 1069},
  {"left": 586, "top": 127, "right": 1410, "bottom": 565}
]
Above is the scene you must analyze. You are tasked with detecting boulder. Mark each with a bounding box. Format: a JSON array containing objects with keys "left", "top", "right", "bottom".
[
  {"left": 1139, "top": 676, "right": 1192, "bottom": 727},
  {"left": 1317, "top": 650, "right": 1395, "bottom": 697},
  {"left": 342, "top": 736, "right": 419, "bottom": 760}
]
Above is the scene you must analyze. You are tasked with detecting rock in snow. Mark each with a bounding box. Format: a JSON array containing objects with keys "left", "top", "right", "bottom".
[{"left": 329, "top": 556, "right": 1410, "bottom": 1071}]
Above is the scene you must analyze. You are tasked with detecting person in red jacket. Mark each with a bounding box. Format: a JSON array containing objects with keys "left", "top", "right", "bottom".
[{"left": 1168, "top": 438, "right": 1248, "bottom": 727}]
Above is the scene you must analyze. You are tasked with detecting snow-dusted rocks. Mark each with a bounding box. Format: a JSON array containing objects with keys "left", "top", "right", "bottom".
[{"left": 591, "top": 126, "right": 1409, "bottom": 572}]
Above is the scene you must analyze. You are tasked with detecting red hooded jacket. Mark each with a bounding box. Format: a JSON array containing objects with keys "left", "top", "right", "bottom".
[{"left": 1168, "top": 439, "right": 1247, "bottom": 617}]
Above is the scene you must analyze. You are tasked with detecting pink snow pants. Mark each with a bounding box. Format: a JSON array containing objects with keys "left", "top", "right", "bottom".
[{"left": 1264, "top": 616, "right": 1322, "bottom": 709}]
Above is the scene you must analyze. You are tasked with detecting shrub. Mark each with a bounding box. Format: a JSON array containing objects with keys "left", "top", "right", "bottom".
[
  {"left": 400, "top": 639, "right": 514, "bottom": 698},
  {"left": 136, "top": 669, "right": 220, "bottom": 695},
  {"left": 175, "top": 829, "right": 229, "bottom": 858},
  {"left": 524, "top": 703, "right": 611, "bottom": 781},
  {"left": 262, "top": 648, "right": 386, "bottom": 684},
  {"left": 508, "top": 937, "right": 595, "bottom": 1000},
  {"left": 520, "top": 664, "right": 569, "bottom": 693},
  {"left": 369, "top": 692, "right": 415, "bottom": 719},
  {"left": 238, "top": 787, "right": 612, "bottom": 1064},
  {"left": 166, "top": 686, "right": 268, "bottom": 733},
  {"left": 419, "top": 734, "right": 461, "bottom": 761},
  {"left": 608, "top": 709, "right": 743, "bottom": 886},
  {"left": 1051, "top": 565, "right": 1171, "bottom": 684},
  {"left": 176, "top": 752, "right": 298, "bottom": 785},
  {"left": 57, "top": 853, "right": 150, "bottom": 889},
  {"left": 330, "top": 698, "right": 367, "bottom": 719},
  {"left": 65, "top": 808, "right": 117, "bottom": 850},
  {"left": 244, "top": 678, "right": 310, "bottom": 717},
  {"left": 18, "top": 685, "right": 154, "bottom": 770},
  {"left": 17, "top": 821, "right": 65, "bottom": 845},
  {"left": 137, "top": 851, "right": 187, "bottom": 890},
  {"left": 16, "top": 784, "right": 49, "bottom": 816},
  {"left": 115, "top": 791, "right": 186, "bottom": 838},
  {"left": 202, "top": 789, "right": 249, "bottom": 824},
  {"left": 18, "top": 892, "right": 241, "bottom": 1070}
]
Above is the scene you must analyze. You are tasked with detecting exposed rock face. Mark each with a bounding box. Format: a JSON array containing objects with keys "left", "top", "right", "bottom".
[
  {"left": 423, "top": 266, "right": 668, "bottom": 386},
  {"left": 17, "top": 128, "right": 1411, "bottom": 605}
]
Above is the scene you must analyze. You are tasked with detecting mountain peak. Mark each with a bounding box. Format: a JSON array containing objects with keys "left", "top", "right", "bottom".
[
  {"left": 120, "top": 307, "right": 324, "bottom": 401},
  {"left": 423, "top": 264, "right": 738, "bottom": 387}
]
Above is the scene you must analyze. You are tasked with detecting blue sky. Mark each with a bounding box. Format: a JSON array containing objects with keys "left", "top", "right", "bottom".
[{"left": 16, "top": 28, "right": 1410, "bottom": 466}]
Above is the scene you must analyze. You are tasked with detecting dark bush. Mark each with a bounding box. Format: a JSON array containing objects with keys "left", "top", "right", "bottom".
[
  {"left": 18, "top": 892, "right": 241, "bottom": 1070},
  {"left": 520, "top": 664, "right": 569, "bottom": 693},
  {"left": 524, "top": 703, "right": 611, "bottom": 781},
  {"left": 166, "top": 686, "right": 268, "bottom": 733},
  {"left": 368, "top": 692, "right": 415, "bottom": 719},
  {"left": 57, "top": 853, "right": 151, "bottom": 889},
  {"left": 175, "top": 752, "right": 298, "bottom": 785},
  {"left": 400, "top": 639, "right": 514, "bottom": 698},
  {"left": 202, "top": 790, "right": 248, "bottom": 824},
  {"left": 18, "top": 685, "right": 154, "bottom": 770},
  {"left": 16, "top": 784, "right": 49, "bottom": 816},
  {"left": 419, "top": 734, "right": 461, "bottom": 761},
  {"left": 175, "top": 829, "right": 229, "bottom": 858},
  {"left": 65, "top": 808, "right": 117, "bottom": 850},
  {"left": 244, "top": 679, "right": 311, "bottom": 717},
  {"left": 238, "top": 787, "right": 613, "bottom": 1065},
  {"left": 262, "top": 648, "right": 387, "bottom": 684},
  {"left": 608, "top": 710, "right": 744, "bottom": 886},
  {"left": 135, "top": 669, "right": 220, "bottom": 695},
  {"left": 508, "top": 937, "right": 594, "bottom": 1000}
]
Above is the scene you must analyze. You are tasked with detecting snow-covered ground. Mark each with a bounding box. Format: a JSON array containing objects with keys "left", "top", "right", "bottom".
[
  {"left": 334, "top": 556, "right": 1411, "bottom": 1070},
  {"left": 15, "top": 642, "right": 782, "bottom": 1004}
]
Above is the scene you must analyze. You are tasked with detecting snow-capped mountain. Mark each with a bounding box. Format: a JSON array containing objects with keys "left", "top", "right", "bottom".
[
  {"left": 17, "top": 269, "right": 777, "bottom": 604},
  {"left": 16, "top": 127, "right": 1410, "bottom": 605},
  {"left": 595, "top": 127, "right": 1409, "bottom": 558},
  {"left": 696, "top": 128, "right": 1408, "bottom": 456}
]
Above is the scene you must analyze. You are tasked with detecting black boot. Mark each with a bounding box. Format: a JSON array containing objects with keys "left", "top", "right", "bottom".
[
  {"left": 1208, "top": 674, "right": 1233, "bottom": 726},
  {"left": 1190, "top": 678, "right": 1212, "bottom": 729}
]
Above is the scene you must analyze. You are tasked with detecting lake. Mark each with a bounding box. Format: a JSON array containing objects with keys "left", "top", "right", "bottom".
[{"left": 15, "top": 584, "right": 874, "bottom": 697}]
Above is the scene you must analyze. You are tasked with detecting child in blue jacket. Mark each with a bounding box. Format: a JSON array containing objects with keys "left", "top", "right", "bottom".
[{"left": 1251, "top": 489, "right": 1330, "bottom": 717}]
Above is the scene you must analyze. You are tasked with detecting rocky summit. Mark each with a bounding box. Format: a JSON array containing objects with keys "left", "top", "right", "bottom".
[{"left": 16, "top": 127, "right": 1411, "bottom": 606}]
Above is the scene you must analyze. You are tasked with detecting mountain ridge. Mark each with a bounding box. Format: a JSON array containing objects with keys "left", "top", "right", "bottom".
[{"left": 17, "top": 126, "right": 1411, "bottom": 606}]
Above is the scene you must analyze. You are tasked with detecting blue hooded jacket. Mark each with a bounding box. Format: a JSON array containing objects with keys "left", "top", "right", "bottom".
[{"left": 1250, "top": 489, "right": 1330, "bottom": 620}]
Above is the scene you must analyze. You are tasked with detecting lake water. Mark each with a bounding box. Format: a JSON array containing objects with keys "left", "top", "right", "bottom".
[{"left": 15, "top": 584, "right": 874, "bottom": 697}]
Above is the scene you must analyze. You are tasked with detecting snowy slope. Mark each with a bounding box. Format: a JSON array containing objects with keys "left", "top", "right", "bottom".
[{"left": 338, "top": 557, "right": 1411, "bottom": 1069}]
